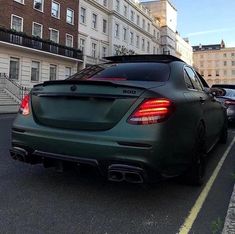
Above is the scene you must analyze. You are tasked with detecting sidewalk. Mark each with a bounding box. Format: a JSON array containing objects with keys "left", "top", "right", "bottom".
[{"left": 223, "top": 184, "right": 235, "bottom": 233}]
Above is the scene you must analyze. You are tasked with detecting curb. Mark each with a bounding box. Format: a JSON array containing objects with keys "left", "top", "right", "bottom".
[{"left": 222, "top": 184, "right": 235, "bottom": 233}]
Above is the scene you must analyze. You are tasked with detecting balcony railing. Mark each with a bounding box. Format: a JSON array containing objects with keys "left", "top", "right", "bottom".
[{"left": 0, "top": 27, "right": 83, "bottom": 60}]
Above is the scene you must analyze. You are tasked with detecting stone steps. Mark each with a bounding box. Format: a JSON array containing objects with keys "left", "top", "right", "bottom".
[{"left": 0, "top": 89, "right": 20, "bottom": 114}]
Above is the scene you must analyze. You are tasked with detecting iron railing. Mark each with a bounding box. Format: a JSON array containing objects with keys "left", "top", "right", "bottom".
[
  {"left": 0, "top": 73, "right": 30, "bottom": 101},
  {"left": 0, "top": 27, "right": 83, "bottom": 60}
]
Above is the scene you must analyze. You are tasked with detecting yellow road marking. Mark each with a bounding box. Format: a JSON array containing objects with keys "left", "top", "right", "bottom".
[{"left": 179, "top": 136, "right": 235, "bottom": 234}]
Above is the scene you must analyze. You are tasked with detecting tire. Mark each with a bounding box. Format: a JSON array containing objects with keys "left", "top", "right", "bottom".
[
  {"left": 187, "top": 122, "right": 207, "bottom": 186},
  {"left": 219, "top": 119, "right": 228, "bottom": 144}
]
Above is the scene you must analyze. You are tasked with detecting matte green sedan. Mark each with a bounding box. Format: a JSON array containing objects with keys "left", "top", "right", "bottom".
[{"left": 10, "top": 55, "right": 227, "bottom": 185}]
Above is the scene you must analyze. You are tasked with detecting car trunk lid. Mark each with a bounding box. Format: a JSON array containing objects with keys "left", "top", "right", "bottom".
[{"left": 31, "top": 80, "right": 164, "bottom": 131}]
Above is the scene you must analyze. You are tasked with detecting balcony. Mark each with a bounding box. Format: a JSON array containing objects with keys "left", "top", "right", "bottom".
[{"left": 0, "top": 27, "right": 83, "bottom": 60}]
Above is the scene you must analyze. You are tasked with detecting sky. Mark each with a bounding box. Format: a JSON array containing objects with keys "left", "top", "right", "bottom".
[{"left": 141, "top": 0, "right": 235, "bottom": 47}]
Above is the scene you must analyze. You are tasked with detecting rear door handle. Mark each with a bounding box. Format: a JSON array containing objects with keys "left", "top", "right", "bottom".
[{"left": 199, "top": 97, "right": 205, "bottom": 104}]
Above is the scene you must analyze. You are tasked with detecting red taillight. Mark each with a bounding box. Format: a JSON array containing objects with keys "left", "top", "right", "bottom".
[
  {"left": 128, "top": 98, "right": 174, "bottom": 125},
  {"left": 19, "top": 94, "right": 30, "bottom": 116},
  {"left": 225, "top": 100, "right": 235, "bottom": 106}
]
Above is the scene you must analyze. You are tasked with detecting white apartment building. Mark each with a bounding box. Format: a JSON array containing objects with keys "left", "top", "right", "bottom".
[
  {"left": 78, "top": 0, "right": 162, "bottom": 66},
  {"left": 176, "top": 33, "right": 193, "bottom": 65},
  {"left": 193, "top": 42, "right": 235, "bottom": 86}
]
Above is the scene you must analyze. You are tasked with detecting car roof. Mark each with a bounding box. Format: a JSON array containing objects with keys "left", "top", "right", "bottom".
[{"left": 105, "top": 54, "right": 185, "bottom": 63}]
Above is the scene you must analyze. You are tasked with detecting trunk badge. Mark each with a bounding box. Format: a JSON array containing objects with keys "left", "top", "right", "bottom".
[{"left": 70, "top": 85, "right": 77, "bottom": 91}]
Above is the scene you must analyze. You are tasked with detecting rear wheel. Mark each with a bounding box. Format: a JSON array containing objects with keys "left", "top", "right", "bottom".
[{"left": 187, "top": 122, "right": 207, "bottom": 186}]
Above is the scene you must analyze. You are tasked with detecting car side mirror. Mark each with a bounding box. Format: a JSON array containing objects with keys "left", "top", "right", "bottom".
[{"left": 209, "top": 87, "right": 226, "bottom": 97}]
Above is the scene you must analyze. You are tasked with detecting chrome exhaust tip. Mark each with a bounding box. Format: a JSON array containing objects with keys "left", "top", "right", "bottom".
[
  {"left": 108, "top": 170, "right": 124, "bottom": 182},
  {"left": 108, "top": 164, "right": 145, "bottom": 183},
  {"left": 124, "top": 172, "right": 144, "bottom": 184}
]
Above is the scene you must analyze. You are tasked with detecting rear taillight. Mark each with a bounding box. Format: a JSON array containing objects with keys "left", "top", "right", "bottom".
[
  {"left": 225, "top": 100, "right": 235, "bottom": 106},
  {"left": 19, "top": 94, "right": 30, "bottom": 116},
  {"left": 127, "top": 98, "right": 174, "bottom": 125}
]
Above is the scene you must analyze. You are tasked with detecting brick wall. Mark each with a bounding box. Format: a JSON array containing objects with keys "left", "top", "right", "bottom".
[{"left": 0, "top": 0, "right": 79, "bottom": 48}]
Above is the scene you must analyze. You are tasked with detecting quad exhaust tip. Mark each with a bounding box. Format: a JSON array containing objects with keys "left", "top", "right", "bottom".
[{"left": 108, "top": 164, "right": 144, "bottom": 183}]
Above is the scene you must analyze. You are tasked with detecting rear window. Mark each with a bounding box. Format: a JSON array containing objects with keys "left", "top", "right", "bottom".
[
  {"left": 69, "top": 62, "right": 170, "bottom": 82},
  {"left": 224, "top": 88, "right": 235, "bottom": 97}
]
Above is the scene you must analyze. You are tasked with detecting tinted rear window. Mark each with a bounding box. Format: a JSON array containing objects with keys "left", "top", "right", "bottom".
[{"left": 69, "top": 63, "right": 170, "bottom": 82}]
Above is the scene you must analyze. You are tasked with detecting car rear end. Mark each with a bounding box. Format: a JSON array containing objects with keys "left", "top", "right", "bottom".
[
  {"left": 217, "top": 88, "right": 235, "bottom": 122},
  {"left": 10, "top": 57, "right": 188, "bottom": 183}
]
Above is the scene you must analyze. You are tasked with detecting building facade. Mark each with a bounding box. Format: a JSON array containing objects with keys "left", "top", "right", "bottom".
[
  {"left": 0, "top": 0, "right": 82, "bottom": 88},
  {"left": 78, "top": 0, "right": 162, "bottom": 67},
  {"left": 175, "top": 33, "right": 193, "bottom": 65},
  {"left": 193, "top": 41, "right": 235, "bottom": 86}
]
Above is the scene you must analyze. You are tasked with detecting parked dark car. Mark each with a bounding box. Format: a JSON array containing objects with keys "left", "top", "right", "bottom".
[
  {"left": 216, "top": 88, "right": 235, "bottom": 122},
  {"left": 10, "top": 55, "right": 227, "bottom": 186}
]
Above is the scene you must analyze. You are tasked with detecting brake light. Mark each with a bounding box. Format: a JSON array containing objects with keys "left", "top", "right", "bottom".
[
  {"left": 128, "top": 98, "right": 174, "bottom": 125},
  {"left": 225, "top": 100, "right": 235, "bottom": 106},
  {"left": 19, "top": 94, "right": 30, "bottom": 116}
]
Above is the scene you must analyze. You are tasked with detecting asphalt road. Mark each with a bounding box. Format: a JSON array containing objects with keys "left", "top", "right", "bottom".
[{"left": 0, "top": 114, "right": 235, "bottom": 234}]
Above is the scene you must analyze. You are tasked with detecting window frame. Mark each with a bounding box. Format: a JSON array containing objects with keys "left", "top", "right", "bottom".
[
  {"left": 11, "top": 14, "right": 23, "bottom": 32},
  {"left": 50, "top": 28, "right": 59, "bottom": 43},
  {"left": 31, "top": 60, "right": 40, "bottom": 82},
  {"left": 66, "top": 8, "right": 74, "bottom": 25},
  {"left": 51, "top": 1, "right": 60, "bottom": 19},
  {"left": 33, "top": 0, "right": 44, "bottom": 12},
  {"left": 32, "top": 22, "right": 43, "bottom": 38},
  {"left": 65, "top": 34, "right": 73, "bottom": 48}
]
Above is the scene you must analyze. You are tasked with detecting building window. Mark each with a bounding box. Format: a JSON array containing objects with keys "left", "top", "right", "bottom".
[
  {"left": 51, "top": 1, "right": 60, "bottom": 19},
  {"left": 123, "top": 28, "right": 127, "bottom": 41},
  {"left": 32, "top": 22, "right": 42, "bottom": 38},
  {"left": 49, "top": 65, "right": 57, "bottom": 80},
  {"left": 224, "top": 70, "right": 227, "bottom": 76},
  {"left": 103, "top": 19, "right": 107, "bottom": 34},
  {"left": 153, "top": 46, "right": 156, "bottom": 54},
  {"left": 66, "top": 34, "right": 73, "bottom": 47},
  {"left": 223, "top": 53, "right": 227, "bottom": 58},
  {"left": 142, "top": 38, "right": 145, "bottom": 51},
  {"left": 137, "top": 15, "right": 140, "bottom": 25},
  {"left": 92, "top": 14, "right": 97, "bottom": 29},
  {"left": 232, "top": 70, "right": 235, "bottom": 76},
  {"left": 124, "top": 5, "right": 127, "bottom": 17},
  {"left": 9, "top": 57, "right": 20, "bottom": 80},
  {"left": 130, "top": 10, "right": 134, "bottom": 21},
  {"left": 232, "top": 53, "right": 235, "bottom": 57},
  {"left": 11, "top": 15, "right": 23, "bottom": 32},
  {"left": 66, "top": 8, "right": 74, "bottom": 25},
  {"left": 103, "top": 0, "right": 107, "bottom": 7},
  {"left": 224, "top": 61, "right": 227, "bottom": 66},
  {"left": 136, "top": 35, "right": 139, "bottom": 48},
  {"left": 102, "top": 46, "right": 107, "bottom": 58},
  {"left": 65, "top": 67, "right": 71, "bottom": 79},
  {"left": 79, "top": 38, "right": 85, "bottom": 53},
  {"left": 115, "top": 23, "right": 119, "bottom": 38},
  {"left": 115, "top": 0, "right": 120, "bottom": 12},
  {"left": 50, "top": 29, "right": 59, "bottom": 43},
  {"left": 14, "top": 0, "right": 24, "bottom": 4},
  {"left": 130, "top": 32, "right": 134, "bottom": 45},
  {"left": 216, "top": 70, "right": 219, "bottom": 76},
  {"left": 91, "top": 43, "right": 97, "bottom": 58},
  {"left": 147, "top": 41, "right": 150, "bottom": 53},
  {"left": 147, "top": 23, "right": 150, "bottom": 32},
  {"left": 153, "top": 29, "right": 156, "bottom": 38},
  {"left": 80, "top": 8, "right": 86, "bottom": 24},
  {"left": 142, "top": 19, "right": 145, "bottom": 29},
  {"left": 31, "top": 61, "right": 40, "bottom": 82},
  {"left": 33, "top": 0, "right": 43, "bottom": 11},
  {"left": 232, "top": 61, "right": 235, "bottom": 66}
]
